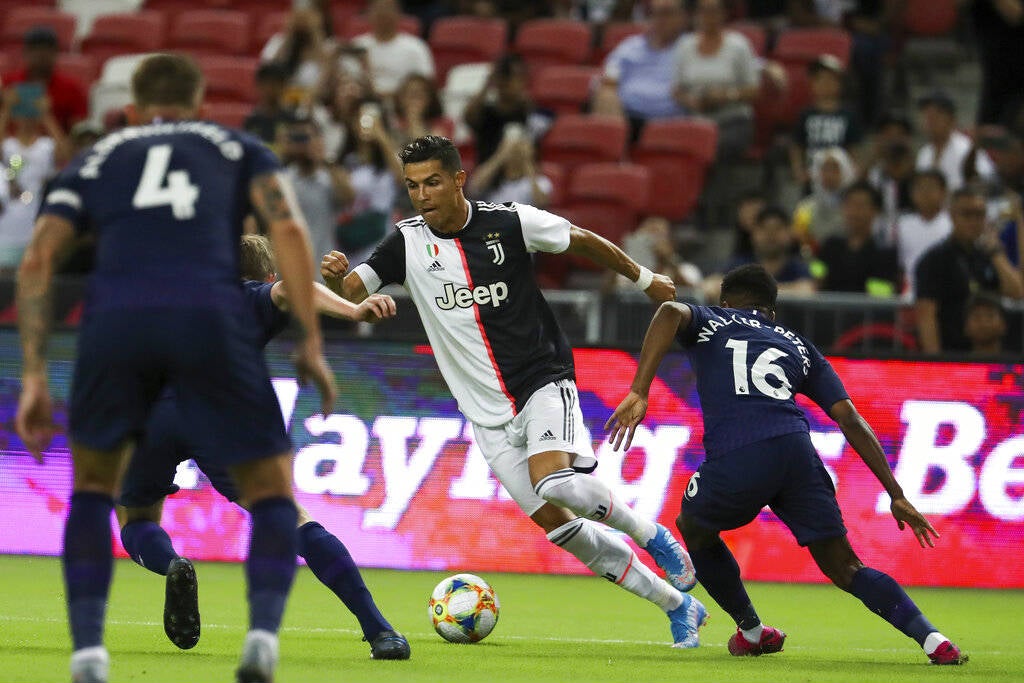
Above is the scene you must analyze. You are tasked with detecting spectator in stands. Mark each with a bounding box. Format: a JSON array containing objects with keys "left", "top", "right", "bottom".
[
  {"left": 281, "top": 117, "right": 353, "bottom": 280},
  {"left": 401, "top": 0, "right": 453, "bottom": 34},
  {"left": 592, "top": 0, "right": 689, "bottom": 138},
  {"left": 467, "top": 131, "right": 552, "bottom": 206},
  {"left": 334, "top": 100, "right": 405, "bottom": 264},
  {"left": 976, "top": 122, "right": 1024, "bottom": 269},
  {"left": 843, "top": 1, "right": 898, "bottom": 127},
  {"left": 554, "top": 0, "right": 639, "bottom": 25},
  {"left": 704, "top": 205, "right": 815, "bottom": 299},
  {"left": 462, "top": 0, "right": 551, "bottom": 30},
  {"left": 0, "top": 27, "right": 87, "bottom": 135},
  {"left": 868, "top": 140, "right": 915, "bottom": 242},
  {"left": 351, "top": 0, "right": 436, "bottom": 98},
  {"left": 966, "top": 0, "right": 1024, "bottom": 126},
  {"left": 789, "top": 55, "right": 863, "bottom": 190},
  {"left": 730, "top": 188, "right": 765, "bottom": 259},
  {"left": 793, "top": 146, "right": 856, "bottom": 252},
  {"left": 672, "top": 0, "right": 760, "bottom": 160},
  {"left": 68, "top": 120, "right": 101, "bottom": 152},
  {"left": 813, "top": 180, "right": 900, "bottom": 296},
  {"left": 605, "top": 216, "right": 703, "bottom": 293},
  {"left": 915, "top": 91, "right": 995, "bottom": 191},
  {"left": 464, "top": 54, "right": 544, "bottom": 165},
  {"left": 390, "top": 74, "right": 454, "bottom": 149},
  {"left": 261, "top": 5, "right": 336, "bottom": 106},
  {"left": 894, "top": 170, "right": 951, "bottom": 297},
  {"left": 915, "top": 186, "right": 1024, "bottom": 353},
  {"left": 314, "top": 71, "right": 373, "bottom": 164},
  {"left": 964, "top": 292, "right": 1009, "bottom": 357},
  {"left": 0, "top": 85, "right": 69, "bottom": 272},
  {"left": 244, "top": 63, "right": 295, "bottom": 149}
]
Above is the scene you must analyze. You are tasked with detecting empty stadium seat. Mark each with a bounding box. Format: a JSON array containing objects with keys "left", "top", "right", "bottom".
[
  {"left": 202, "top": 101, "right": 250, "bottom": 129},
  {"left": 80, "top": 12, "right": 166, "bottom": 67},
  {"left": 429, "top": 16, "right": 507, "bottom": 83},
  {"left": 562, "top": 162, "right": 650, "bottom": 250},
  {"left": 168, "top": 10, "right": 252, "bottom": 57},
  {"left": 539, "top": 161, "right": 566, "bottom": 207},
  {"left": 341, "top": 13, "right": 421, "bottom": 39},
  {"left": 530, "top": 66, "right": 598, "bottom": 115},
  {"left": 595, "top": 21, "right": 644, "bottom": 64},
  {"left": 1, "top": 8, "right": 77, "bottom": 52},
  {"left": 514, "top": 19, "right": 592, "bottom": 69},
  {"left": 904, "top": 0, "right": 958, "bottom": 36},
  {"left": 631, "top": 118, "right": 718, "bottom": 221},
  {"left": 55, "top": 53, "right": 98, "bottom": 87},
  {"left": 200, "top": 56, "right": 258, "bottom": 104},
  {"left": 540, "top": 114, "right": 627, "bottom": 169}
]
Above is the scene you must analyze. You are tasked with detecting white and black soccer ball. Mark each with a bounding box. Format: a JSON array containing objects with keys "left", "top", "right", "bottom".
[{"left": 428, "top": 573, "right": 500, "bottom": 643}]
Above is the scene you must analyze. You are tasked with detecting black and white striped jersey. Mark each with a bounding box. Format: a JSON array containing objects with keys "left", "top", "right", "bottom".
[{"left": 352, "top": 200, "right": 576, "bottom": 427}]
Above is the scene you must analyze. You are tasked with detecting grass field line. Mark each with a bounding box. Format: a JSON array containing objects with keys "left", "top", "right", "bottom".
[{"left": 0, "top": 614, "right": 1002, "bottom": 656}]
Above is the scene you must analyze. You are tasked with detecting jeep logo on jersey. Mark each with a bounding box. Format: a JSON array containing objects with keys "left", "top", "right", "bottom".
[
  {"left": 485, "top": 236, "right": 505, "bottom": 265},
  {"left": 435, "top": 281, "right": 509, "bottom": 310}
]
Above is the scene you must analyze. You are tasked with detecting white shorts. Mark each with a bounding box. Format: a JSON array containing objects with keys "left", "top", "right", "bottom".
[{"left": 472, "top": 379, "right": 597, "bottom": 516}]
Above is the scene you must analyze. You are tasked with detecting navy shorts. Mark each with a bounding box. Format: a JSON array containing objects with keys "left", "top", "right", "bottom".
[
  {"left": 117, "top": 394, "right": 240, "bottom": 508},
  {"left": 681, "top": 431, "right": 847, "bottom": 546},
  {"left": 70, "top": 307, "right": 291, "bottom": 469}
]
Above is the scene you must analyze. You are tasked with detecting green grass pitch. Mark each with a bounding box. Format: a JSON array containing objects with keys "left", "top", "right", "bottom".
[{"left": 0, "top": 555, "right": 1019, "bottom": 682}]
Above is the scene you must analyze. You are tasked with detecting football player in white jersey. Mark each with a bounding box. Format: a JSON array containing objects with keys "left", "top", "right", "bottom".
[{"left": 322, "top": 135, "right": 707, "bottom": 648}]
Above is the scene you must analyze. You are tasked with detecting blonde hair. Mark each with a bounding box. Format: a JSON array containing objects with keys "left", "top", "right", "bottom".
[{"left": 240, "top": 234, "right": 276, "bottom": 281}]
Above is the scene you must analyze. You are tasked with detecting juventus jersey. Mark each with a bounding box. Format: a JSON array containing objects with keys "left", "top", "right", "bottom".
[{"left": 353, "top": 200, "right": 575, "bottom": 427}]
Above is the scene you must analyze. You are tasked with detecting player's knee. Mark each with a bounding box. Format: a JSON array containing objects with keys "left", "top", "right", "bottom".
[
  {"left": 230, "top": 453, "right": 294, "bottom": 503},
  {"left": 530, "top": 502, "right": 577, "bottom": 533},
  {"left": 676, "top": 512, "right": 716, "bottom": 550},
  {"left": 533, "top": 469, "right": 591, "bottom": 516}
]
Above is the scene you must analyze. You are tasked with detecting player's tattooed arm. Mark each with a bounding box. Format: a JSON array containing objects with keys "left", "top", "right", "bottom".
[
  {"left": 17, "top": 215, "right": 75, "bottom": 375},
  {"left": 251, "top": 172, "right": 297, "bottom": 224}
]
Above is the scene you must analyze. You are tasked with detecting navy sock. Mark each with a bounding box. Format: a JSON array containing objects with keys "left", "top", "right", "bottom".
[
  {"left": 120, "top": 520, "right": 178, "bottom": 576},
  {"left": 689, "top": 538, "right": 760, "bottom": 629},
  {"left": 246, "top": 497, "right": 298, "bottom": 633},
  {"left": 62, "top": 492, "right": 115, "bottom": 650},
  {"left": 297, "top": 521, "right": 392, "bottom": 640},
  {"left": 849, "top": 567, "right": 936, "bottom": 645}
]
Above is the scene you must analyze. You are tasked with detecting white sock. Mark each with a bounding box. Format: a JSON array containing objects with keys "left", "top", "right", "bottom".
[
  {"left": 70, "top": 646, "right": 109, "bottom": 682},
  {"left": 923, "top": 631, "right": 947, "bottom": 655},
  {"left": 547, "top": 517, "right": 683, "bottom": 612},
  {"left": 535, "top": 469, "right": 658, "bottom": 545},
  {"left": 741, "top": 623, "right": 764, "bottom": 644}
]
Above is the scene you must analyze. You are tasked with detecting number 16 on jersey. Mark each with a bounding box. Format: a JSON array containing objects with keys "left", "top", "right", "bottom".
[{"left": 725, "top": 338, "right": 792, "bottom": 400}]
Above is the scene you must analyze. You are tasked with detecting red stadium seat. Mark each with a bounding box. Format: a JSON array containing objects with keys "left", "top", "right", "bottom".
[
  {"left": 904, "top": 0, "right": 958, "bottom": 36},
  {"left": 199, "top": 56, "right": 258, "bottom": 104},
  {"left": 540, "top": 161, "right": 566, "bottom": 206},
  {"left": 514, "top": 19, "right": 592, "bottom": 69},
  {"left": 143, "top": 0, "right": 218, "bottom": 23},
  {"left": 631, "top": 118, "right": 718, "bottom": 221},
  {"left": 254, "top": 11, "right": 289, "bottom": 55},
  {"left": 55, "top": 53, "right": 99, "bottom": 88},
  {"left": 168, "top": 10, "right": 252, "bottom": 57},
  {"left": 729, "top": 22, "right": 767, "bottom": 57},
  {"left": 80, "top": 12, "right": 166, "bottom": 66},
  {"left": 562, "top": 162, "right": 650, "bottom": 251},
  {"left": 341, "top": 13, "right": 421, "bottom": 39},
  {"left": 530, "top": 65, "right": 598, "bottom": 116},
  {"left": 596, "top": 21, "right": 645, "bottom": 64},
  {"left": 540, "top": 114, "right": 627, "bottom": 170},
  {"left": 202, "top": 101, "right": 250, "bottom": 129},
  {"left": 1, "top": 8, "right": 77, "bottom": 52},
  {"left": 429, "top": 17, "right": 507, "bottom": 83}
]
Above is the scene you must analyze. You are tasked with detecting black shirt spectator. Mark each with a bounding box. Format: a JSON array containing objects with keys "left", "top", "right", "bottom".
[
  {"left": 970, "top": 0, "right": 1024, "bottom": 125},
  {"left": 464, "top": 54, "right": 536, "bottom": 165},
  {"left": 815, "top": 181, "right": 899, "bottom": 294}
]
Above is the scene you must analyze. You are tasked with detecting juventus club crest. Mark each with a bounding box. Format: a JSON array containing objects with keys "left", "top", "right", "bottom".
[{"left": 485, "top": 232, "right": 505, "bottom": 265}]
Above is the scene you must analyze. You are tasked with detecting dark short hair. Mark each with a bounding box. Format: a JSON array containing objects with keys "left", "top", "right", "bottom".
[
  {"left": 256, "top": 62, "right": 289, "bottom": 83},
  {"left": 755, "top": 205, "right": 790, "bottom": 226},
  {"left": 737, "top": 188, "right": 766, "bottom": 205},
  {"left": 132, "top": 53, "right": 204, "bottom": 108},
  {"left": 842, "top": 180, "right": 882, "bottom": 209},
  {"left": 494, "top": 53, "right": 526, "bottom": 80},
  {"left": 24, "top": 25, "right": 58, "bottom": 48},
  {"left": 911, "top": 169, "right": 947, "bottom": 190},
  {"left": 950, "top": 184, "right": 986, "bottom": 204},
  {"left": 721, "top": 264, "right": 778, "bottom": 311},
  {"left": 917, "top": 90, "right": 956, "bottom": 115},
  {"left": 399, "top": 135, "right": 462, "bottom": 175},
  {"left": 877, "top": 110, "right": 913, "bottom": 135},
  {"left": 965, "top": 291, "right": 1005, "bottom": 317},
  {"left": 240, "top": 234, "right": 276, "bottom": 281}
]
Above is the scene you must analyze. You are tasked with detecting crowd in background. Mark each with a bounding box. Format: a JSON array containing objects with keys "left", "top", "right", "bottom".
[{"left": 0, "top": 0, "right": 1023, "bottom": 357}]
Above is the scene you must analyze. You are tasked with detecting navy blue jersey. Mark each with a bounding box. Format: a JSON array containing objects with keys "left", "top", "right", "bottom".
[
  {"left": 242, "top": 280, "right": 290, "bottom": 347},
  {"left": 40, "top": 120, "right": 280, "bottom": 313},
  {"left": 677, "top": 304, "right": 849, "bottom": 457}
]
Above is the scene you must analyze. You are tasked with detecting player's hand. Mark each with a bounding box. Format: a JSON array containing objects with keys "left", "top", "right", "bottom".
[
  {"left": 355, "top": 293, "right": 396, "bottom": 323},
  {"left": 890, "top": 496, "right": 939, "bottom": 548},
  {"left": 644, "top": 273, "right": 676, "bottom": 303},
  {"left": 15, "top": 373, "right": 56, "bottom": 463},
  {"left": 294, "top": 337, "right": 337, "bottom": 417},
  {"left": 320, "top": 250, "right": 349, "bottom": 280},
  {"left": 603, "top": 391, "right": 649, "bottom": 451}
]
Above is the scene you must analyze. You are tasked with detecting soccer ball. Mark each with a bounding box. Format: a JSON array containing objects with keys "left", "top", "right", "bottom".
[{"left": 428, "top": 573, "right": 500, "bottom": 643}]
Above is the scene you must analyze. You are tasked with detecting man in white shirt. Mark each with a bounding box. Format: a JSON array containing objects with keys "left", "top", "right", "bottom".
[
  {"left": 896, "top": 169, "right": 952, "bottom": 297},
  {"left": 351, "top": 0, "right": 435, "bottom": 97},
  {"left": 915, "top": 91, "right": 994, "bottom": 190}
]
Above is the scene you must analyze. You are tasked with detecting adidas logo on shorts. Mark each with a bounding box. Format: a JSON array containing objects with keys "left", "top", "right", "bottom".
[
  {"left": 427, "top": 260, "right": 445, "bottom": 272},
  {"left": 539, "top": 429, "right": 556, "bottom": 441}
]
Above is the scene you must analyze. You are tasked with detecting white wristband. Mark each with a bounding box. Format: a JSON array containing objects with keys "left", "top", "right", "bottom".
[{"left": 635, "top": 265, "right": 654, "bottom": 291}]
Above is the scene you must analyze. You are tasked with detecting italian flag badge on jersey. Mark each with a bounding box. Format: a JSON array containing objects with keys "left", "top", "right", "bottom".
[{"left": 427, "top": 244, "right": 440, "bottom": 257}]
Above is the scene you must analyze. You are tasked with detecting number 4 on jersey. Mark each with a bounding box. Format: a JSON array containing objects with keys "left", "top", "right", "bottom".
[
  {"left": 725, "top": 338, "right": 792, "bottom": 400},
  {"left": 132, "top": 144, "right": 200, "bottom": 219}
]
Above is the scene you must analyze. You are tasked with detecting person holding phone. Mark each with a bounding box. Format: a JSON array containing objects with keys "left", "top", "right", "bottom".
[
  {"left": 0, "top": 26, "right": 87, "bottom": 134},
  {"left": 0, "top": 80, "right": 71, "bottom": 271}
]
